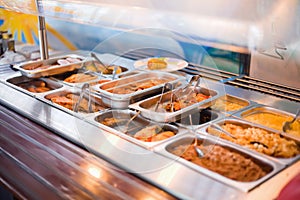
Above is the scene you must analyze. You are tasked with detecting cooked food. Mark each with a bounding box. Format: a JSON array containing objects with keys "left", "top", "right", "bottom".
[
  {"left": 211, "top": 97, "right": 246, "bottom": 112},
  {"left": 63, "top": 73, "right": 97, "bottom": 83},
  {"left": 171, "top": 143, "right": 270, "bottom": 182},
  {"left": 18, "top": 80, "right": 52, "bottom": 93},
  {"left": 85, "top": 61, "right": 124, "bottom": 74},
  {"left": 22, "top": 62, "right": 43, "bottom": 70},
  {"left": 243, "top": 112, "right": 300, "bottom": 137},
  {"left": 207, "top": 123, "right": 300, "bottom": 158},
  {"left": 134, "top": 125, "right": 175, "bottom": 142},
  {"left": 151, "top": 131, "right": 175, "bottom": 142},
  {"left": 147, "top": 58, "right": 168, "bottom": 70},
  {"left": 100, "top": 117, "right": 127, "bottom": 127},
  {"left": 22, "top": 57, "right": 82, "bottom": 71},
  {"left": 164, "top": 92, "right": 210, "bottom": 112},
  {"left": 48, "top": 92, "right": 105, "bottom": 113},
  {"left": 106, "top": 78, "right": 169, "bottom": 94}
]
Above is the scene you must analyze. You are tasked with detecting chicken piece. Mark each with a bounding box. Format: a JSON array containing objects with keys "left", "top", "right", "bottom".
[
  {"left": 134, "top": 125, "right": 162, "bottom": 142},
  {"left": 151, "top": 131, "right": 175, "bottom": 142},
  {"left": 50, "top": 96, "right": 74, "bottom": 110}
]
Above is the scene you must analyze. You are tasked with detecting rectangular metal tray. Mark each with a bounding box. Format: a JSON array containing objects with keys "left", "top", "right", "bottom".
[
  {"left": 49, "top": 69, "right": 101, "bottom": 88},
  {"left": 5, "top": 75, "right": 63, "bottom": 97},
  {"left": 154, "top": 133, "right": 283, "bottom": 192},
  {"left": 42, "top": 88, "right": 109, "bottom": 118},
  {"left": 129, "top": 86, "right": 220, "bottom": 123},
  {"left": 234, "top": 104, "right": 300, "bottom": 140},
  {"left": 82, "top": 60, "right": 129, "bottom": 77},
  {"left": 13, "top": 54, "right": 86, "bottom": 78},
  {"left": 209, "top": 94, "right": 256, "bottom": 116},
  {"left": 199, "top": 117, "right": 300, "bottom": 166},
  {"left": 91, "top": 71, "right": 185, "bottom": 109},
  {"left": 87, "top": 109, "right": 182, "bottom": 149},
  {"left": 175, "top": 108, "right": 224, "bottom": 129}
]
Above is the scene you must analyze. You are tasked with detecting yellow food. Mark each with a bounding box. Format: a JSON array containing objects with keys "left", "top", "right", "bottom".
[
  {"left": 243, "top": 112, "right": 300, "bottom": 137},
  {"left": 147, "top": 58, "right": 167, "bottom": 70},
  {"left": 211, "top": 98, "right": 245, "bottom": 112},
  {"left": 207, "top": 123, "right": 300, "bottom": 158}
]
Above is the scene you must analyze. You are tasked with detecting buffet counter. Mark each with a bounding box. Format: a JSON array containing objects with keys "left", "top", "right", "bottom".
[{"left": 0, "top": 52, "right": 300, "bottom": 199}]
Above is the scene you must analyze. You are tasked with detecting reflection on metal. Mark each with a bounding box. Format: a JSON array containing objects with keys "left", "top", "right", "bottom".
[
  {"left": 258, "top": 45, "right": 287, "bottom": 60},
  {"left": 35, "top": 0, "right": 49, "bottom": 60},
  {"left": 226, "top": 76, "right": 300, "bottom": 103}
]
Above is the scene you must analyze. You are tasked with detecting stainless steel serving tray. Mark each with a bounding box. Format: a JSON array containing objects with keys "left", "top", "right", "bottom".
[
  {"left": 49, "top": 69, "right": 101, "bottom": 88},
  {"left": 91, "top": 71, "right": 185, "bottom": 109},
  {"left": 199, "top": 117, "right": 300, "bottom": 166},
  {"left": 42, "top": 87, "right": 109, "bottom": 118},
  {"left": 175, "top": 108, "right": 224, "bottom": 130},
  {"left": 210, "top": 94, "right": 256, "bottom": 116},
  {"left": 129, "top": 86, "right": 220, "bottom": 123},
  {"left": 13, "top": 54, "right": 87, "bottom": 78},
  {"left": 87, "top": 109, "right": 182, "bottom": 149},
  {"left": 5, "top": 74, "right": 64, "bottom": 98},
  {"left": 154, "top": 133, "right": 283, "bottom": 192},
  {"left": 82, "top": 60, "right": 129, "bottom": 78},
  {"left": 234, "top": 104, "right": 300, "bottom": 140}
]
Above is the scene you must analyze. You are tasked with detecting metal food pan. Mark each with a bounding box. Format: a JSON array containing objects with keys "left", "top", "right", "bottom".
[
  {"left": 92, "top": 71, "right": 184, "bottom": 109},
  {"left": 154, "top": 133, "right": 282, "bottom": 192},
  {"left": 49, "top": 69, "right": 100, "bottom": 87},
  {"left": 175, "top": 108, "right": 224, "bottom": 129},
  {"left": 90, "top": 109, "right": 181, "bottom": 149},
  {"left": 13, "top": 54, "right": 86, "bottom": 78},
  {"left": 6, "top": 75, "right": 63, "bottom": 97},
  {"left": 129, "top": 86, "right": 220, "bottom": 123},
  {"left": 117, "top": 70, "right": 141, "bottom": 79},
  {"left": 200, "top": 117, "right": 300, "bottom": 166},
  {"left": 234, "top": 105, "right": 300, "bottom": 140},
  {"left": 209, "top": 94, "right": 256, "bottom": 115},
  {"left": 43, "top": 88, "right": 109, "bottom": 118},
  {"left": 82, "top": 60, "right": 129, "bottom": 77}
]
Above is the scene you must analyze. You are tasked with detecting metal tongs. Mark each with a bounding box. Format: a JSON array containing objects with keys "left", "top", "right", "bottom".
[
  {"left": 175, "top": 75, "right": 201, "bottom": 99},
  {"left": 90, "top": 52, "right": 118, "bottom": 79},
  {"left": 74, "top": 83, "right": 92, "bottom": 113},
  {"left": 123, "top": 110, "right": 141, "bottom": 133},
  {"left": 154, "top": 82, "right": 173, "bottom": 112}
]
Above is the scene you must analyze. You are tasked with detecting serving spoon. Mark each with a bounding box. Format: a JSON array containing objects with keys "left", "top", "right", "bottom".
[{"left": 282, "top": 108, "right": 300, "bottom": 132}]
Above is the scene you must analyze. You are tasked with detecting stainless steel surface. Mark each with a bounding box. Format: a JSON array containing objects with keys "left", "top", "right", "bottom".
[
  {"left": 5, "top": 74, "right": 63, "bottom": 97},
  {"left": 225, "top": 75, "right": 300, "bottom": 103},
  {"left": 200, "top": 118, "right": 300, "bottom": 166},
  {"left": 92, "top": 71, "right": 184, "bottom": 109},
  {"left": 13, "top": 54, "right": 86, "bottom": 78},
  {"left": 90, "top": 109, "right": 180, "bottom": 149},
  {"left": 154, "top": 133, "right": 283, "bottom": 192},
  {"left": 129, "top": 86, "right": 219, "bottom": 122},
  {"left": 1, "top": 53, "right": 300, "bottom": 199}
]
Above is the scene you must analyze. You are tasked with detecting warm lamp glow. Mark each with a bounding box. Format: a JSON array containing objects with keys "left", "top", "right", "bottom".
[{"left": 87, "top": 166, "right": 102, "bottom": 179}]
